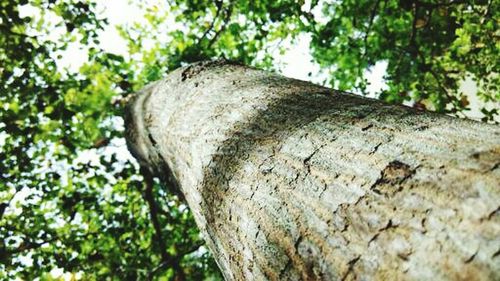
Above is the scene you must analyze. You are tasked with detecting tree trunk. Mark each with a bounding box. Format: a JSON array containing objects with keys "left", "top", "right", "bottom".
[{"left": 124, "top": 60, "right": 500, "bottom": 280}]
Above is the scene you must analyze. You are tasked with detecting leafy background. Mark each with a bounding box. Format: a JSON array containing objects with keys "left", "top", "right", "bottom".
[{"left": 0, "top": 0, "right": 498, "bottom": 280}]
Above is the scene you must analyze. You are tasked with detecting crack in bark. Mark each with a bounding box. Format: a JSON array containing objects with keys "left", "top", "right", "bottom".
[
  {"left": 303, "top": 144, "right": 327, "bottom": 174},
  {"left": 341, "top": 255, "right": 361, "bottom": 281},
  {"left": 492, "top": 248, "right": 500, "bottom": 259},
  {"left": 464, "top": 250, "right": 477, "bottom": 264},
  {"left": 148, "top": 133, "right": 157, "bottom": 147},
  {"left": 368, "top": 219, "right": 398, "bottom": 245},
  {"left": 369, "top": 142, "right": 383, "bottom": 155},
  {"left": 370, "top": 160, "right": 417, "bottom": 195},
  {"left": 481, "top": 205, "right": 500, "bottom": 221},
  {"left": 361, "top": 123, "right": 374, "bottom": 131},
  {"left": 420, "top": 217, "right": 428, "bottom": 234},
  {"left": 489, "top": 161, "right": 500, "bottom": 172},
  {"left": 278, "top": 257, "right": 294, "bottom": 279}
]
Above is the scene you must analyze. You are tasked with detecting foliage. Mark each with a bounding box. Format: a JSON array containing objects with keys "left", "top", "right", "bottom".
[
  {"left": 309, "top": 0, "right": 498, "bottom": 120},
  {"left": 0, "top": 0, "right": 498, "bottom": 280},
  {"left": 0, "top": 0, "right": 221, "bottom": 279}
]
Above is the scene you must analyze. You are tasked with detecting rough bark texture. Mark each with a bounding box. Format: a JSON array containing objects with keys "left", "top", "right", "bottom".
[{"left": 124, "top": 60, "right": 500, "bottom": 281}]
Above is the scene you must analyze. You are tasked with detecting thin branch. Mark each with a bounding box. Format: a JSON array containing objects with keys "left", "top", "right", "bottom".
[
  {"left": 418, "top": 0, "right": 467, "bottom": 9},
  {"left": 480, "top": 0, "right": 493, "bottom": 24},
  {"left": 406, "top": 2, "right": 454, "bottom": 105},
  {"left": 424, "top": 6, "right": 434, "bottom": 30},
  {"left": 181, "top": 240, "right": 205, "bottom": 256},
  {"left": 148, "top": 257, "right": 187, "bottom": 281},
  {"left": 412, "top": 2, "right": 454, "bottom": 103},
  {"left": 426, "top": 59, "right": 453, "bottom": 101},
  {"left": 391, "top": 1, "right": 419, "bottom": 77},
  {"left": 141, "top": 168, "right": 189, "bottom": 281},
  {"left": 141, "top": 168, "right": 173, "bottom": 264},
  {"left": 409, "top": 1, "right": 420, "bottom": 57},
  {"left": 198, "top": 1, "right": 224, "bottom": 45},
  {"left": 148, "top": 260, "right": 169, "bottom": 280},
  {"left": 147, "top": 240, "right": 204, "bottom": 280},
  {"left": 0, "top": 28, "right": 36, "bottom": 40},
  {"left": 390, "top": 0, "right": 453, "bottom": 106},
  {"left": 206, "top": 3, "right": 234, "bottom": 49},
  {"left": 0, "top": 236, "right": 58, "bottom": 259},
  {"left": 363, "top": 0, "right": 381, "bottom": 57},
  {"left": 0, "top": 189, "right": 20, "bottom": 221},
  {"left": 206, "top": 23, "right": 226, "bottom": 48}
]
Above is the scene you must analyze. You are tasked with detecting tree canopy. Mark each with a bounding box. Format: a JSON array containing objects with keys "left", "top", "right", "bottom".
[{"left": 0, "top": 0, "right": 498, "bottom": 279}]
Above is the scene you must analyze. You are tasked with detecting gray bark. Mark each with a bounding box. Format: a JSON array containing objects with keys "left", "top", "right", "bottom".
[{"left": 124, "top": 60, "right": 500, "bottom": 280}]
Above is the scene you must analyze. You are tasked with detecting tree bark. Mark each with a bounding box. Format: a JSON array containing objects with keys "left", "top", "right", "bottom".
[{"left": 124, "top": 60, "right": 500, "bottom": 280}]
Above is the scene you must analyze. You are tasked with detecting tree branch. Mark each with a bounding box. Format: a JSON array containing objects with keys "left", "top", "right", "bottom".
[
  {"left": 198, "top": 0, "right": 224, "bottom": 45},
  {"left": 0, "top": 236, "right": 58, "bottom": 262},
  {"left": 418, "top": 0, "right": 467, "bottom": 9},
  {"left": 408, "top": 2, "right": 454, "bottom": 105},
  {"left": 391, "top": 1, "right": 420, "bottom": 78},
  {"left": 148, "top": 239, "right": 205, "bottom": 278},
  {"left": 362, "top": 0, "right": 382, "bottom": 57},
  {"left": 180, "top": 240, "right": 205, "bottom": 256},
  {"left": 141, "top": 168, "right": 172, "bottom": 264},
  {"left": 480, "top": 0, "right": 493, "bottom": 24},
  {"left": 408, "top": 1, "right": 420, "bottom": 57},
  {"left": 0, "top": 189, "right": 20, "bottom": 221},
  {"left": 425, "top": 59, "right": 453, "bottom": 102},
  {"left": 206, "top": 3, "right": 234, "bottom": 49},
  {"left": 141, "top": 168, "right": 189, "bottom": 281},
  {"left": 0, "top": 27, "right": 37, "bottom": 40}
]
